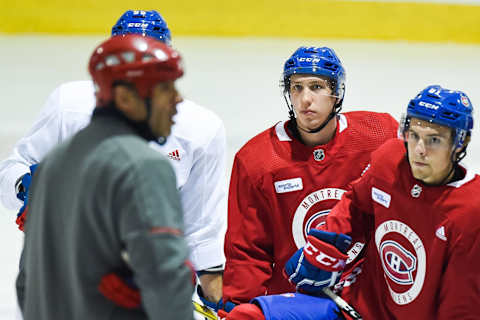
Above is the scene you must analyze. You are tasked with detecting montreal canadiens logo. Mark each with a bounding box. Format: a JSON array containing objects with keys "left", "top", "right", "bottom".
[
  {"left": 304, "top": 210, "right": 330, "bottom": 238},
  {"left": 380, "top": 240, "right": 417, "bottom": 285},
  {"left": 375, "top": 220, "right": 426, "bottom": 305},
  {"left": 292, "top": 188, "right": 345, "bottom": 248}
]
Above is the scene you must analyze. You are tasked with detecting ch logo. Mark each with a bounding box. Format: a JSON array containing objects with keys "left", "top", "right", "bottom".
[
  {"left": 380, "top": 240, "right": 416, "bottom": 285},
  {"left": 375, "top": 220, "right": 426, "bottom": 305}
]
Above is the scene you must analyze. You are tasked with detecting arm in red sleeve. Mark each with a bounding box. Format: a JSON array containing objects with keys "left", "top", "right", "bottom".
[
  {"left": 325, "top": 168, "right": 375, "bottom": 243},
  {"left": 223, "top": 156, "right": 274, "bottom": 304},
  {"left": 437, "top": 225, "right": 480, "bottom": 320}
]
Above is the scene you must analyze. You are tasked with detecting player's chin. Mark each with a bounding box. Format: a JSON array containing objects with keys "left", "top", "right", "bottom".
[
  {"left": 157, "top": 124, "right": 172, "bottom": 138},
  {"left": 298, "top": 119, "right": 321, "bottom": 131},
  {"left": 411, "top": 167, "right": 429, "bottom": 181}
]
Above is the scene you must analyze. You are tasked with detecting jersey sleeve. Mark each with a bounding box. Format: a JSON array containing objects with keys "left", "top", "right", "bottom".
[
  {"left": 326, "top": 166, "right": 375, "bottom": 241},
  {"left": 0, "top": 83, "right": 92, "bottom": 211},
  {"left": 180, "top": 121, "right": 228, "bottom": 271},
  {"left": 0, "top": 87, "right": 64, "bottom": 211},
  {"left": 436, "top": 223, "right": 480, "bottom": 319},
  {"left": 116, "top": 157, "right": 193, "bottom": 319},
  {"left": 223, "top": 155, "right": 274, "bottom": 304}
]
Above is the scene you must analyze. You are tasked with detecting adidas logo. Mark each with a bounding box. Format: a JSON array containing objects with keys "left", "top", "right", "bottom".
[
  {"left": 167, "top": 149, "right": 181, "bottom": 161},
  {"left": 435, "top": 226, "right": 447, "bottom": 241}
]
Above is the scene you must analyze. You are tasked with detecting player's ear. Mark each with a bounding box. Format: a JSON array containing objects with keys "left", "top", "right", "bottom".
[
  {"left": 455, "top": 135, "right": 470, "bottom": 154},
  {"left": 113, "top": 85, "right": 135, "bottom": 112},
  {"left": 113, "top": 85, "right": 146, "bottom": 121}
]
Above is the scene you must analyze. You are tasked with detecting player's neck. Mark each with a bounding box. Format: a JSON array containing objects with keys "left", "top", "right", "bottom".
[{"left": 297, "top": 118, "right": 337, "bottom": 146}]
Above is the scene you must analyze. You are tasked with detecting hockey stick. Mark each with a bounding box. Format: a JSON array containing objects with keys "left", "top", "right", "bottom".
[
  {"left": 193, "top": 300, "right": 217, "bottom": 320},
  {"left": 192, "top": 288, "right": 361, "bottom": 320},
  {"left": 322, "top": 287, "right": 363, "bottom": 320}
]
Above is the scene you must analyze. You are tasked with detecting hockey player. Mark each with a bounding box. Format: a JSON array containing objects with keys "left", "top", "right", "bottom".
[
  {"left": 221, "top": 46, "right": 399, "bottom": 309},
  {"left": 273, "top": 85, "right": 479, "bottom": 319},
  {"left": 16, "top": 34, "right": 194, "bottom": 320},
  {"left": 0, "top": 10, "right": 226, "bottom": 304}
]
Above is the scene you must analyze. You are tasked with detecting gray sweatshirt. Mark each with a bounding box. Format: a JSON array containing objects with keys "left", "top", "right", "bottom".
[{"left": 16, "top": 109, "right": 194, "bottom": 320}]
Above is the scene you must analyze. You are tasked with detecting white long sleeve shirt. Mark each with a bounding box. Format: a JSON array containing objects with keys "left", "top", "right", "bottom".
[{"left": 0, "top": 80, "right": 227, "bottom": 271}]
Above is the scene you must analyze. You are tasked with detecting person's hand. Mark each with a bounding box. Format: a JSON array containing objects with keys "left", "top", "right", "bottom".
[
  {"left": 15, "top": 164, "right": 38, "bottom": 231},
  {"left": 284, "top": 229, "right": 351, "bottom": 294}
]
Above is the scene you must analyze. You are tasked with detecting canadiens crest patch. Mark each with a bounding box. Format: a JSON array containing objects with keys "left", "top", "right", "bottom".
[
  {"left": 375, "top": 220, "right": 426, "bottom": 306},
  {"left": 291, "top": 188, "right": 346, "bottom": 248},
  {"left": 380, "top": 240, "right": 417, "bottom": 285}
]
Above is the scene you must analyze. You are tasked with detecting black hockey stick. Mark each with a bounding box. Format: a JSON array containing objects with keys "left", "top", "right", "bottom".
[{"left": 322, "top": 287, "right": 363, "bottom": 320}]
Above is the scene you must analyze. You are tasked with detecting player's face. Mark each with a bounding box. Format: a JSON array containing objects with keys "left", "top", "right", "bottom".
[
  {"left": 405, "top": 118, "right": 455, "bottom": 185},
  {"left": 149, "top": 81, "right": 182, "bottom": 138},
  {"left": 289, "top": 74, "right": 337, "bottom": 131}
]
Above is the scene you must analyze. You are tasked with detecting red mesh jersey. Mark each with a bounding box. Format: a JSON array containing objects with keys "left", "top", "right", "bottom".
[
  {"left": 223, "top": 111, "right": 399, "bottom": 304},
  {"left": 327, "top": 139, "right": 480, "bottom": 319}
]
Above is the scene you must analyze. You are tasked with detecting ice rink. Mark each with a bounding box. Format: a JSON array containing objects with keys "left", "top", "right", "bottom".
[{"left": 1, "top": 35, "right": 479, "bottom": 318}]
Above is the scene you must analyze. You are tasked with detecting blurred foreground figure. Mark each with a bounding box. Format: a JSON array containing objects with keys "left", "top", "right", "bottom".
[
  {"left": 16, "top": 34, "right": 194, "bottom": 320},
  {"left": 0, "top": 9, "right": 226, "bottom": 305}
]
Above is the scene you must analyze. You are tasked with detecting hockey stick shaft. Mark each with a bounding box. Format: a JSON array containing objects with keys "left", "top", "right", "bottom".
[
  {"left": 322, "top": 287, "right": 363, "bottom": 320},
  {"left": 193, "top": 300, "right": 217, "bottom": 320}
]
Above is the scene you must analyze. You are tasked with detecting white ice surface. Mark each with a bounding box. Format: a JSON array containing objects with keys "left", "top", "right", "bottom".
[{"left": 1, "top": 35, "right": 479, "bottom": 318}]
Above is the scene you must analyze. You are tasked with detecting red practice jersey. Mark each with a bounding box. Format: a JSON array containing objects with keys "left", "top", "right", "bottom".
[
  {"left": 223, "top": 111, "right": 398, "bottom": 304},
  {"left": 327, "top": 138, "right": 480, "bottom": 320}
]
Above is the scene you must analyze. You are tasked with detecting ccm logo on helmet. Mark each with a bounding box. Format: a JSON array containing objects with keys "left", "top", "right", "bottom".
[
  {"left": 128, "top": 23, "right": 149, "bottom": 28},
  {"left": 298, "top": 58, "right": 321, "bottom": 63},
  {"left": 418, "top": 101, "right": 439, "bottom": 110}
]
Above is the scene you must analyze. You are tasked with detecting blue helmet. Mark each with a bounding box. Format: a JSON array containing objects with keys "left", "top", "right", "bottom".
[
  {"left": 282, "top": 46, "right": 346, "bottom": 101},
  {"left": 111, "top": 10, "right": 171, "bottom": 45},
  {"left": 406, "top": 85, "right": 474, "bottom": 148}
]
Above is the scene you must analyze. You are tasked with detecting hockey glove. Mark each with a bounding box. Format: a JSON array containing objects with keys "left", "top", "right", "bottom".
[
  {"left": 98, "top": 272, "right": 141, "bottom": 309},
  {"left": 15, "top": 164, "right": 38, "bottom": 231},
  {"left": 284, "top": 229, "right": 351, "bottom": 295},
  {"left": 99, "top": 259, "right": 195, "bottom": 309}
]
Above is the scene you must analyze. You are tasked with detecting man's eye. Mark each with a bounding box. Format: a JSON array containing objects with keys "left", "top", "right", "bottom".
[{"left": 429, "top": 137, "right": 441, "bottom": 145}]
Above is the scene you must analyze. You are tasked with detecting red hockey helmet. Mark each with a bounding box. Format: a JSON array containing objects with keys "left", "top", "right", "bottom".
[{"left": 88, "top": 34, "right": 183, "bottom": 106}]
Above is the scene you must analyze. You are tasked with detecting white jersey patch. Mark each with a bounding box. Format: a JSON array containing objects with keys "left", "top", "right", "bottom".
[
  {"left": 372, "top": 187, "right": 391, "bottom": 208},
  {"left": 274, "top": 178, "right": 303, "bottom": 194}
]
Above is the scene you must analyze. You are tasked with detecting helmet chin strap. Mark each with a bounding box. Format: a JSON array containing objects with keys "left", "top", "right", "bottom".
[
  {"left": 440, "top": 142, "right": 468, "bottom": 185},
  {"left": 302, "top": 107, "right": 338, "bottom": 133},
  {"left": 285, "top": 95, "right": 342, "bottom": 134}
]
